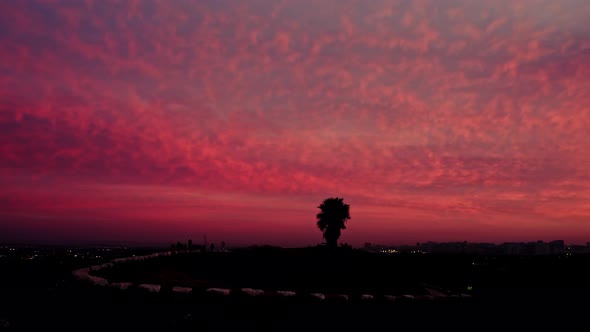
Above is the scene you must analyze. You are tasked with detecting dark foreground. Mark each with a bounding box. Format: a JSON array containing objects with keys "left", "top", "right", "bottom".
[{"left": 1, "top": 246, "right": 589, "bottom": 331}]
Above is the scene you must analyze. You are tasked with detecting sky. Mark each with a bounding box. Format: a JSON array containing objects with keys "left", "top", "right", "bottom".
[{"left": 1, "top": 0, "right": 590, "bottom": 246}]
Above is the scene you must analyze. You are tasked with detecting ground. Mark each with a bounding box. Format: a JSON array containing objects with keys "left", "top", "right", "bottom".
[
  {"left": 2, "top": 246, "right": 590, "bottom": 331},
  {"left": 94, "top": 247, "right": 456, "bottom": 295}
]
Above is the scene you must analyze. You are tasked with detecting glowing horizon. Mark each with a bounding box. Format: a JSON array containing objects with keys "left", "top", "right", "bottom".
[{"left": 1, "top": 0, "right": 590, "bottom": 246}]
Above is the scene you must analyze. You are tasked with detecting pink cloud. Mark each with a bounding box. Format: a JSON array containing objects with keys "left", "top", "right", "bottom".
[{"left": 1, "top": 0, "right": 590, "bottom": 245}]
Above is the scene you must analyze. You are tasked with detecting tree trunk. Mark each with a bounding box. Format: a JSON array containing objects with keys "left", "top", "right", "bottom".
[{"left": 326, "top": 237, "right": 337, "bottom": 248}]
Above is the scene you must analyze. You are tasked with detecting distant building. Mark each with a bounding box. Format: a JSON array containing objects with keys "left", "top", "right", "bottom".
[
  {"left": 548, "top": 240, "right": 564, "bottom": 255},
  {"left": 503, "top": 240, "right": 565, "bottom": 255},
  {"left": 363, "top": 240, "right": 569, "bottom": 256},
  {"left": 567, "top": 244, "right": 590, "bottom": 254},
  {"left": 534, "top": 241, "right": 550, "bottom": 255}
]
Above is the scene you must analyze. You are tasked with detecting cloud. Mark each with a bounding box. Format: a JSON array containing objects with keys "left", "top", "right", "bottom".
[{"left": 1, "top": 0, "right": 590, "bottom": 244}]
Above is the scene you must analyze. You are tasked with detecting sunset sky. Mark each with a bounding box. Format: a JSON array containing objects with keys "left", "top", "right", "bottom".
[{"left": 1, "top": 0, "right": 590, "bottom": 246}]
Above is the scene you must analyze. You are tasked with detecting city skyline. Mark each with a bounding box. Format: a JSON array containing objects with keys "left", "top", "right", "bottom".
[{"left": 1, "top": 0, "right": 590, "bottom": 246}]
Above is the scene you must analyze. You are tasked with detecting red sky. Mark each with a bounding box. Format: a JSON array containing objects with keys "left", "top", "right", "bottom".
[{"left": 1, "top": 0, "right": 590, "bottom": 246}]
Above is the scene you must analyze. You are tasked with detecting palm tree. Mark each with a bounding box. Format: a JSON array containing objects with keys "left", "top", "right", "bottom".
[{"left": 316, "top": 197, "right": 351, "bottom": 248}]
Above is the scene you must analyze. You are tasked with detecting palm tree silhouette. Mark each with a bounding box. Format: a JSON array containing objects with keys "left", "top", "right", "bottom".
[{"left": 316, "top": 197, "right": 351, "bottom": 248}]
